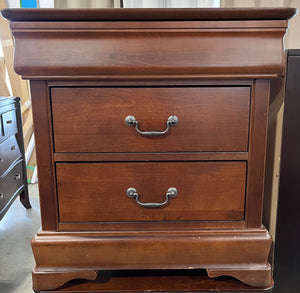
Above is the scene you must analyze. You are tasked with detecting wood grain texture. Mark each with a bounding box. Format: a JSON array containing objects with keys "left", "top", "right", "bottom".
[
  {"left": 32, "top": 229, "right": 272, "bottom": 269},
  {"left": 57, "top": 221, "right": 246, "bottom": 231},
  {"left": 29, "top": 81, "right": 57, "bottom": 230},
  {"left": 245, "top": 80, "right": 270, "bottom": 228},
  {"left": 32, "top": 269, "right": 98, "bottom": 292},
  {"left": 10, "top": 28, "right": 286, "bottom": 79},
  {"left": 2, "top": 7, "right": 294, "bottom": 291},
  {"left": 9, "top": 20, "right": 288, "bottom": 30},
  {"left": 3, "top": 8, "right": 293, "bottom": 80},
  {"left": 52, "top": 87, "right": 250, "bottom": 153},
  {"left": 54, "top": 152, "right": 248, "bottom": 162},
  {"left": 207, "top": 264, "right": 272, "bottom": 287},
  {"left": 31, "top": 228, "right": 272, "bottom": 290},
  {"left": 57, "top": 162, "right": 246, "bottom": 222}
]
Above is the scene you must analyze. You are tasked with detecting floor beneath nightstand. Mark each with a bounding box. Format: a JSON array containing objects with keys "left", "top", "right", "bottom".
[{"left": 0, "top": 184, "right": 40, "bottom": 293}]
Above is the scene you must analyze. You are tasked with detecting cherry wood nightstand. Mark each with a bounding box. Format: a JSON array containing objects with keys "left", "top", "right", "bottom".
[{"left": 1, "top": 7, "right": 296, "bottom": 292}]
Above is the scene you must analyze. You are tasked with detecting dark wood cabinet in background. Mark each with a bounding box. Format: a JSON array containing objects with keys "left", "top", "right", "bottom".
[
  {"left": 273, "top": 49, "right": 300, "bottom": 293},
  {"left": 0, "top": 97, "right": 31, "bottom": 220},
  {"left": 2, "top": 8, "right": 296, "bottom": 293}
]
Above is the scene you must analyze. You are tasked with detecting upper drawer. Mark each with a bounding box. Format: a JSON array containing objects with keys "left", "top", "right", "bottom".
[
  {"left": 0, "top": 110, "right": 18, "bottom": 143},
  {"left": 51, "top": 87, "right": 250, "bottom": 153}
]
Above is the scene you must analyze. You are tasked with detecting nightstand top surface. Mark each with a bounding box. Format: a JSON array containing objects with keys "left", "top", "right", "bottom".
[{"left": 1, "top": 7, "right": 297, "bottom": 22}]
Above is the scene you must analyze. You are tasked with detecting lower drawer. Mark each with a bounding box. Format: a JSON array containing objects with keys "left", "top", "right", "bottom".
[
  {"left": 0, "top": 159, "right": 24, "bottom": 212},
  {"left": 57, "top": 162, "right": 246, "bottom": 223}
]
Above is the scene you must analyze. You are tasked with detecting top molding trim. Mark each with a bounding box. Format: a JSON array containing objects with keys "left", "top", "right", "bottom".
[{"left": 1, "top": 7, "right": 297, "bottom": 22}]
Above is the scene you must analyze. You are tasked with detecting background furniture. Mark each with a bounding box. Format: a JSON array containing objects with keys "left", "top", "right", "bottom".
[
  {"left": 273, "top": 49, "right": 300, "bottom": 292},
  {"left": 0, "top": 96, "right": 31, "bottom": 220},
  {"left": 2, "top": 7, "right": 295, "bottom": 292}
]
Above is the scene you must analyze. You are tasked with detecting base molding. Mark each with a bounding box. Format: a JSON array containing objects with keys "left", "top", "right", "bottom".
[
  {"left": 32, "top": 228, "right": 273, "bottom": 290},
  {"left": 207, "top": 263, "right": 272, "bottom": 287},
  {"left": 32, "top": 268, "right": 98, "bottom": 291}
]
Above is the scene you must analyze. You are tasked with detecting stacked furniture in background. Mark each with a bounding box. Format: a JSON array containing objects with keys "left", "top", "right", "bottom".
[
  {"left": 0, "top": 97, "right": 31, "bottom": 220},
  {"left": 273, "top": 49, "right": 300, "bottom": 293}
]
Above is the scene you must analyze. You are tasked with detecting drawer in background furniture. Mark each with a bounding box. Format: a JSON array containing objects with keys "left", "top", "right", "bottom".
[
  {"left": 51, "top": 87, "right": 250, "bottom": 153},
  {"left": 0, "top": 109, "right": 18, "bottom": 143},
  {"left": 0, "top": 159, "right": 24, "bottom": 213},
  {"left": 57, "top": 162, "right": 246, "bottom": 223},
  {"left": 0, "top": 135, "right": 21, "bottom": 178}
]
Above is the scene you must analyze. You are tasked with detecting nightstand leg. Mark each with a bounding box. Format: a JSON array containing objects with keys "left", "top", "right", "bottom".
[
  {"left": 32, "top": 268, "right": 98, "bottom": 291},
  {"left": 207, "top": 263, "right": 273, "bottom": 287},
  {"left": 19, "top": 189, "right": 32, "bottom": 209}
]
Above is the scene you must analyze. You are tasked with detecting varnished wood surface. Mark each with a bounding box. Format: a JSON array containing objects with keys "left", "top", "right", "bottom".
[
  {"left": 31, "top": 229, "right": 272, "bottom": 266},
  {"left": 48, "top": 80, "right": 253, "bottom": 87},
  {"left": 4, "top": 9, "right": 294, "bottom": 80},
  {"left": 52, "top": 87, "right": 250, "bottom": 153},
  {"left": 30, "top": 81, "right": 58, "bottom": 230},
  {"left": 57, "top": 162, "right": 246, "bottom": 222},
  {"left": 37, "top": 270, "right": 273, "bottom": 293},
  {"left": 31, "top": 228, "right": 272, "bottom": 290},
  {"left": 3, "top": 7, "right": 292, "bottom": 290},
  {"left": 9, "top": 25, "right": 287, "bottom": 79},
  {"left": 33, "top": 269, "right": 98, "bottom": 293},
  {"left": 245, "top": 80, "right": 270, "bottom": 228},
  {"left": 57, "top": 221, "right": 246, "bottom": 231},
  {"left": 2, "top": 8, "right": 296, "bottom": 21},
  {"left": 54, "top": 152, "right": 248, "bottom": 162},
  {"left": 9, "top": 20, "right": 289, "bottom": 29}
]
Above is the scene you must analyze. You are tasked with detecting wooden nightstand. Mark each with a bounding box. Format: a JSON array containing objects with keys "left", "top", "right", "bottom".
[{"left": 1, "top": 7, "right": 296, "bottom": 292}]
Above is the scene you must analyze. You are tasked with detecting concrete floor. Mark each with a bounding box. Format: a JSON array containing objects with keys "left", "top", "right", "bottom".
[{"left": 0, "top": 184, "right": 40, "bottom": 293}]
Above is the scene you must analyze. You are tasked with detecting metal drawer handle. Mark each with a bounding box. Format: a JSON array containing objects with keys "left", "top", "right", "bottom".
[
  {"left": 127, "top": 187, "right": 177, "bottom": 208},
  {"left": 13, "top": 174, "right": 21, "bottom": 180},
  {"left": 0, "top": 193, "right": 3, "bottom": 200},
  {"left": 6, "top": 120, "right": 12, "bottom": 124},
  {"left": 125, "top": 115, "right": 178, "bottom": 136},
  {"left": 11, "top": 145, "right": 16, "bottom": 150}
]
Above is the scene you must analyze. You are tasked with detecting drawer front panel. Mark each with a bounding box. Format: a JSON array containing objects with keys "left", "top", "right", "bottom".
[
  {"left": 0, "top": 160, "right": 24, "bottom": 212},
  {"left": 57, "top": 162, "right": 246, "bottom": 223},
  {"left": 0, "top": 136, "right": 22, "bottom": 178},
  {"left": 52, "top": 87, "right": 250, "bottom": 153},
  {"left": 1, "top": 109, "right": 18, "bottom": 142}
]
